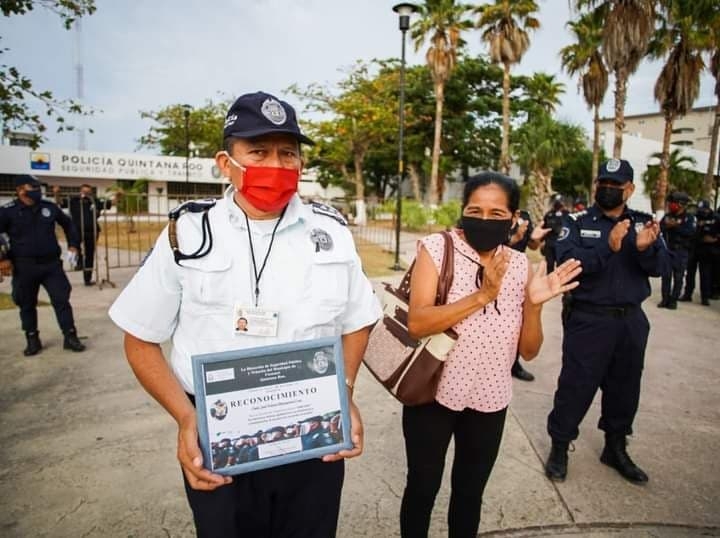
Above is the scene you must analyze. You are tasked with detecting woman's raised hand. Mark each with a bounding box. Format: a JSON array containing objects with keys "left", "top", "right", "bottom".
[
  {"left": 479, "top": 249, "right": 511, "bottom": 304},
  {"left": 527, "top": 258, "right": 582, "bottom": 306}
]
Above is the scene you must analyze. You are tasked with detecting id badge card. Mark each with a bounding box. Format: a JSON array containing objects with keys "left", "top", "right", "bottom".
[{"left": 233, "top": 305, "right": 279, "bottom": 337}]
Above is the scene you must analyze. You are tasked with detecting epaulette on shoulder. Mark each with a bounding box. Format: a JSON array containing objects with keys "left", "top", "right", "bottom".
[
  {"left": 1, "top": 200, "right": 17, "bottom": 209},
  {"left": 168, "top": 198, "right": 217, "bottom": 221},
  {"left": 311, "top": 201, "right": 347, "bottom": 226},
  {"left": 569, "top": 209, "right": 587, "bottom": 221}
]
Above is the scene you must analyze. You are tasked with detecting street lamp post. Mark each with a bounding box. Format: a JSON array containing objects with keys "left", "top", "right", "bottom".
[
  {"left": 392, "top": 3, "right": 417, "bottom": 271},
  {"left": 182, "top": 104, "right": 192, "bottom": 184}
]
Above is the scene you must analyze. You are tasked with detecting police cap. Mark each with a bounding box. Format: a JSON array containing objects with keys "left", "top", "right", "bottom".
[
  {"left": 223, "top": 91, "right": 314, "bottom": 145},
  {"left": 668, "top": 191, "right": 690, "bottom": 203},
  {"left": 598, "top": 158, "right": 634, "bottom": 183},
  {"left": 14, "top": 175, "right": 41, "bottom": 188}
]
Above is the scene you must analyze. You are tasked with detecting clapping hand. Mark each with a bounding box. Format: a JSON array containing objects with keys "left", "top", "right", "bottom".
[
  {"left": 608, "top": 219, "right": 631, "bottom": 252},
  {"left": 530, "top": 226, "right": 552, "bottom": 242},
  {"left": 636, "top": 220, "right": 660, "bottom": 251},
  {"left": 527, "top": 259, "right": 582, "bottom": 306},
  {"left": 478, "top": 248, "right": 511, "bottom": 304}
]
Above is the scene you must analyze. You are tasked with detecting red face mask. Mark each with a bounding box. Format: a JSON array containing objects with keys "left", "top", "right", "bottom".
[
  {"left": 227, "top": 155, "right": 299, "bottom": 212},
  {"left": 668, "top": 202, "right": 681, "bottom": 214}
]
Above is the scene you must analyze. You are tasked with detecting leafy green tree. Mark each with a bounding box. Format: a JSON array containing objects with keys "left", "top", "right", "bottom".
[
  {"left": 519, "top": 72, "right": 566, "bottom": 119},
  {"left": 511, "top": 113, "right": 586, "bottom": 223},
  {"left": 552, "top": 146, "right": 605, "bottom": 201},
  {"left": 699, "top": 1, "right": 720, "bottom": 197},
  {"left": 0, "top": 0, "right": 96, "bottom": 147},
  {"left": 411, "top": 0, "right": 473, "bottom": 205},
  {"left": 560, "top": 7, "right": 608, "bottom": 186},
  {"left": 137, "top": 99, "right": 228, "bottom": 158},
  {"left": 649, "top": 0, "right": 707, "bottom": 210},
  {"left": 643, "top": 149, "right": 702, "bottom": 210},
  {"left": 290, "top": 62, "right": 399, "bottom": 224},
  {"left": 476, "top": 0, "right": 540, "bottom": 174}
]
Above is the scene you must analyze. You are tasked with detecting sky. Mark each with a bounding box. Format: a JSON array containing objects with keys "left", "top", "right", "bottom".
[{"left": 2, "top": 0, "right": 716, "bottom": 155}]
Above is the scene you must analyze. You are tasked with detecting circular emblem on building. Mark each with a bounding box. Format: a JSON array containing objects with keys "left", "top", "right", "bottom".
[
  {"left": 261, "top": 98, "right": 287, "bottom": 125},
  {"left": 41, "top": 207, "right": 51, "bottom": 218},
  {"left": 211, "top": 165, "right": 222, "bottom": 179},
  {"left": 606, "top": 158, "right": 621, "bottom": 173}
]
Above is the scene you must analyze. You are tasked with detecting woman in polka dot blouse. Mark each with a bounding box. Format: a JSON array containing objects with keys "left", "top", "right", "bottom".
[{"left": 400, "top": 172, "right": 582, "bottom": 538}]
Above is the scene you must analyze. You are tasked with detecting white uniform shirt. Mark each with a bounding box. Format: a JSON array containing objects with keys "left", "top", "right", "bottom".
[{"left": 109, "top": 189, "right": 381, "bottom": 394}]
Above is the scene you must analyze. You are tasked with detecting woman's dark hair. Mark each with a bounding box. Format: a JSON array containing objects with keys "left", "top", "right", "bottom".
[{"left": 462, "top": 171, "right": 520, "bottom": 213}]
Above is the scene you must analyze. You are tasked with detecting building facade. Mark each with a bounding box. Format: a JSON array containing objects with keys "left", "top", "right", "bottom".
[{"left": 598, "top": 106, "right": 717, "bottom": 153}]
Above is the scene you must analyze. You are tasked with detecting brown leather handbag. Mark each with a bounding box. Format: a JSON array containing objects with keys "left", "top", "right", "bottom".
[{"left": 363, "top": 231, "right": 458, "bottom": 406}]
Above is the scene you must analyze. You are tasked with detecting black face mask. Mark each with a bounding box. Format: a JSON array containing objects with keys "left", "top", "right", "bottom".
[
  {"left": 461, "top": 216, "right": 513, "bottom": 253},
  {"left": 25, "top": 189, "right": 42, "bottom": 204},
  {"left": 595, "top": 185, "right": 625, "bottom": 210}
]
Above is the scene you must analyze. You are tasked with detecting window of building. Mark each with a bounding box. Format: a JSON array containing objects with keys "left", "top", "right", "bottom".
[
  {"left": 672, "top": 127, "right": 695, "bottom": 134},
  {"left": 672, "top": 140, "right": 694, "bottom": 146}
]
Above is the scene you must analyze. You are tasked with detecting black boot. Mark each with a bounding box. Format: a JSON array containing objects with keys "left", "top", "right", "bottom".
[
  {"left": 545, "top": 440, "right": 568, "bottom": 482},
  {"left": 63, "top": 329, "right": 86, "bottom": 352},
  {"left": 24, "top": 331, "right": 42, "bottom": 356},
  {"left": 678, "top": 293, "right": 692, "bottom": 302},
  {"left": 666, "top": 299, "right": 677, "bottom": 310},
  {"left": 511, "top": 362, "right": 535, "bottom": 382},
  {"left": 657, "top": 299, "right": 668, "bottom": 308},
  {"left": 600, "top": 434, "right": 648, "bottom": 484}
]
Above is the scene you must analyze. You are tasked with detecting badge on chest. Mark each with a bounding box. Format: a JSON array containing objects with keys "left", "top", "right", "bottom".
[
  {"left": 580, "top": 229, "right": 601, "bottom": 239},
  {"left": 233, "top": 304, "right": 279, "bottom": 337}
]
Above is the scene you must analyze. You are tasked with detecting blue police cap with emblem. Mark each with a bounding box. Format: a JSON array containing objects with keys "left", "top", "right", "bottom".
[
  {"left": 223, "top": 91, "right": 314, "bottom": 145},
  {"left": 598, "top": 158, "right": 634, "bottom": 183},
  {"left": 14, "top": 174, "right": 41, "bottom": 188}
]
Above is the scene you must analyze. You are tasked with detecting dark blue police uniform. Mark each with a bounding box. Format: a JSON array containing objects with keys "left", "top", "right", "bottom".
[
  {"left": 0, "top": 176, "right": 86, "bottom": 355},
  {"left": 63, "top": 193, "right": 111, "bottom": 285},
  {"left": 545, "top": 158, "right": 671, "bottom": 485},
  {"left": 694, "top": 204, "right": 720, "bottom": 305},
  {"left": 541, "top": 205, "right": 569, "bottom": 271},
  {"left": 659, "top": 194, "right": 695, "bottom": 308}
]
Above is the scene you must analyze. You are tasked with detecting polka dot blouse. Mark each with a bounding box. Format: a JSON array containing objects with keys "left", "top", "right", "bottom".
[{"left": 421, "top": 229, "right": 528, "bottom": 412}]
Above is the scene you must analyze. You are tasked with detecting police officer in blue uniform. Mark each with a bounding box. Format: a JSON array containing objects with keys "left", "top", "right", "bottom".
[
  {"left": 692, "top": 200, "right": 720, "bottom": 305},
  {"left": 544, "top": 159, "right": 671, "bottom": 484},
  {"left": 658, "top": 191, "right": 695, "bottom": 309},
  {"left": 541, "top": 194, "right": 569, "bottom": 271},
  {"left": 0, "top": 175, "right": 86, "bottom": 355},
  {"left": 508, "top": 209, "right": 546, "bottom": 381}
]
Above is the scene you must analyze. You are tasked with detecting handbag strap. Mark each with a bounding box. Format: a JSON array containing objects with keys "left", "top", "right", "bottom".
[{"left": 396, "top": 230, "right": 454, "bottom": 305}]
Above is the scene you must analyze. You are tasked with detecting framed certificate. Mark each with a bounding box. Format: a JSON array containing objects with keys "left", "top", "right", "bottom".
[{"left": 191, "top": 336, "right": 352, "bottom": 476}]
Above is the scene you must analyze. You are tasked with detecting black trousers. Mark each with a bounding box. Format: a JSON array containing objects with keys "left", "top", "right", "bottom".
[
  {"left": 400, "top": 402, "right": 507, "bottom": 538},
  {"left": 183, "top": 449, "right": 343, "bottom": 538},
  {"left": 547, "top": 307, "right": 649, "bottom": 443},
  {"left": 661, "top": 249, "right": 688, "bottom": 301},
  {"left": 11, "top": 258, "right": 75, "bottom": 334},
  {"left": 683, "top": 247, "right": 697, "bottom": 296},
  {"left": 78, "top": 233, "right": 97, "bottom": 283}
]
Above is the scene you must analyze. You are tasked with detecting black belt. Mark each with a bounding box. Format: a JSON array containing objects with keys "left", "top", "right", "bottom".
[
  {"left": 13, "top": 255, "right": 60, "bottom": 264},
  {"left": 571, "top": 301, "right": 638, "bottom": 318}
]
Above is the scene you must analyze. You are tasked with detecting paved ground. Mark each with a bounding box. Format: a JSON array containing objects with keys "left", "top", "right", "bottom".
[{"left": 0, "top": 248, "right": 718, "bottom": 537}]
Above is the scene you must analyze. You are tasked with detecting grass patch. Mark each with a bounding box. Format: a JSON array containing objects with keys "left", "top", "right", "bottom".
[
  {"left": 356, "top": 240, "right": 399, "bottom": 279},
  {"left": 100, "top": 219, "right": 165, "bottom": 253},
  {"left": 0, "top": 292, "right": 49, "bottom": 310},
  {"left": 0, "top": 292, "right": 15, "bottom": 310}
]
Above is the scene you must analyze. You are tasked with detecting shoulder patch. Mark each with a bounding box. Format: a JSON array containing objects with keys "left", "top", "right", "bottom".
[
  {"left": 168, "top": 198, "right": 217, "bottom": 220},
  {"left": 311, "top": 202, "right": 347, "bottom": 226},
  {"left": 558, "top": 227, "right": 570, "bottom": 241}
]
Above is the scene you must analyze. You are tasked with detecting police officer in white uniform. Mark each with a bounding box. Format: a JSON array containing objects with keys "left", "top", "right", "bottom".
[{"left": 109, "top": 91, "right": 381, "bottom": 537}]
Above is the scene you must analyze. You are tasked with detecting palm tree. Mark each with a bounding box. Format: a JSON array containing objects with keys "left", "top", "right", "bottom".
[
  {"left": 560, "top": 8, "right": 609, "bottom": 190},
  {"left": 523, "top": 72, "right": 566, "bottom": 117},
  {"left": 411, "top": 0, "right": 473, "bottom": 205},
  {"left": 703, "top": 3, "right": 720, "bottom": 197},
  {"left": 643, "top": 149, "right": 700, "bottom": 211},
  {"left": 512, "top": 113, "right": 586, "bottom": 224},
  {"left": 476, "top": 0, "right": 540, "bottom": 174},
  {"left": 575, "top": 0, "right": 656, "bottom": 158},
  {"left": 650, "top": 0, "right": 707, "bottom": 210}
]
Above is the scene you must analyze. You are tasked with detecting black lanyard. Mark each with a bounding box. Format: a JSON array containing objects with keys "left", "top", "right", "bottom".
[{"left": 243, "top": 208, "right": 285, "bottom": 307}]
